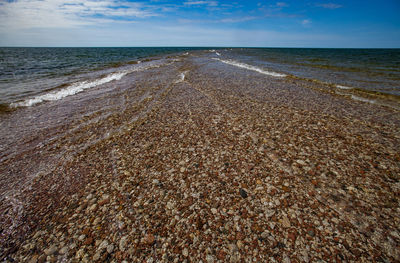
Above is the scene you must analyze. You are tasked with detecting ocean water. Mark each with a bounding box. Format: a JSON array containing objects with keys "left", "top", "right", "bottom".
[
  {"left": 0, "top": 47, "right": 203, "bottom": 108},
  {"left": 1, "top": 47, "right": 399, "bottom": 111},
  {"left": 223, "top": 48, "right": 400, "bottom": 96}
]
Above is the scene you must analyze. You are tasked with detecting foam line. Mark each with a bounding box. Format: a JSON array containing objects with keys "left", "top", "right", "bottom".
[
  {"left": 213, "top": 58, "right": 286, "bottom": 77},
  {"left": 351, "top": 95, "right": 376, "bottom": 104},
  {"left": 12, "top": 72, "right": 126, "bottom": 107},
  {"left": 337, "top": 85, "right": 353, "bottom": 90}
]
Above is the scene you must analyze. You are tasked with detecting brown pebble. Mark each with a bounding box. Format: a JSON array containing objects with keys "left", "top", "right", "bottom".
[
  {"left": 217, "top": 250, "right": 226, "bottom": 260},
  {"left": 145, "top": 233, "right": 155, "bottom": 245},
  {"left": 84, "top": 237, "right": 94, "bottom": 245}
]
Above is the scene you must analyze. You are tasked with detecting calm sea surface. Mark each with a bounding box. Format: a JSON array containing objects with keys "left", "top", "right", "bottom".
[{"left": 1, "top": 47, "right": 399, "bottom": 109}]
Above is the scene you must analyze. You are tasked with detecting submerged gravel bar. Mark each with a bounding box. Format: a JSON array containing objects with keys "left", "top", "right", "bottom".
[{"left": 1, "top": 52, "right": 399, "bottom": 262}]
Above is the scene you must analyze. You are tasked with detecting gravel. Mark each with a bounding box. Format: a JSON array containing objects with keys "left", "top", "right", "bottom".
[{"left": 1, "top": 51, "right": 399, "bottom": 262}]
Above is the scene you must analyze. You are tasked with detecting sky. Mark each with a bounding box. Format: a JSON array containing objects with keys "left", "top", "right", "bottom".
[{"left": 0, "top": 0, "right": 399, "bottom": 47}]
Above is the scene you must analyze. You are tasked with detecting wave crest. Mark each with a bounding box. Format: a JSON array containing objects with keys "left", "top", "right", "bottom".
[{"left": 213, "top": 58, "right": 286, "bottom": 77}]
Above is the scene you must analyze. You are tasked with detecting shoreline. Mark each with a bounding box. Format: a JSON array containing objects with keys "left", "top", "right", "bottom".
[{"left": 1, "top": 53, "right": 399, "bottom": 262}]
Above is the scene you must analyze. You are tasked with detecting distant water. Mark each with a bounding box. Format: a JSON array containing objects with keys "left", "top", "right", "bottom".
[
  {"left": 0, "top": 47, "right": 203, "bottom": 108},
  {"left": 223, "top": 48, "right": 400, "bottom": 96},
  {"left": 1, "top": 47, "right": 399, "bottom": 111}
]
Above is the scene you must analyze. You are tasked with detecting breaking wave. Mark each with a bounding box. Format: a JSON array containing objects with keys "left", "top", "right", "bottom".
[
  {"left": 11, "top": 72, "right": 127, "bottom": 107},
  {"left": 213, "top": 58, "right": 286, "bottom": 77}
]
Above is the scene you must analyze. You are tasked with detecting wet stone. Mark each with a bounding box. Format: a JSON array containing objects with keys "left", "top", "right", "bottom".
[{"left": 239, "top": 188, "right": 248, "bottom": 198}]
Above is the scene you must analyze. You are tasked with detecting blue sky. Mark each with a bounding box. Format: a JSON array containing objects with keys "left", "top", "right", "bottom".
[{"left": 0, "top": 0, "right": 399, "bottom": 47}]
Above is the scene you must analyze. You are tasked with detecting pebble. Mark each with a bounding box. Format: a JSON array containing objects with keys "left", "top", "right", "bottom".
[
  {"left": 239, "top": 188, "right": 248, "bottom": 198},
  {"left": 236, "top": 240, "right": 243, "bottom": 249},
  {"left": 59, "top": 246, "right": 68, "bottom": 254},
  {"left": 182, "top": 248, "right": 189, "bottom": 257},
  {"left": 44, "top": 245, "right": 57, "bottom": 256},
  {"left": 107, "top": 244, "right": 114, "bottom": 253},
  {"left": 89, "top": 204, "right": 97, "bottom": 212},
  {"left": 206, "top": 254, "right": 215, "bottom": 263},
  {"left": 144, "top": 233, "right": 155, "bottom": 245},
  {"left": 119, "top": 236, "right": 128, "bottom": 251},
  {"left": 281, "top": 215, "right": 291, "bottom": 228},
  {"left": 4, "top": 51, "right": 400, "bottom": 263},
  {"left": 93, "top": 252, "right": 101, "bottom": 261},
  {"left": 283, "top": 255, "right": 291, "bottom": 263}
]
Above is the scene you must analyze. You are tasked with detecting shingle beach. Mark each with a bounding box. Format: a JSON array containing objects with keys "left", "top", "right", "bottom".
[{"left": 1, "top": 52, "right": 399, "bottom": 262}]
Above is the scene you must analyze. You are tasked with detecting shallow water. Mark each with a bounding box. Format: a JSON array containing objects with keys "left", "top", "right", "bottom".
[
  {"left": 0, "top": 49, "right": 399, "bottom": 260},
  {"left": 222, "top": 48, "right": 400, "bottom": 96},
  {"left": 0, "top": 47, "right": 205, "bottom": 106}
]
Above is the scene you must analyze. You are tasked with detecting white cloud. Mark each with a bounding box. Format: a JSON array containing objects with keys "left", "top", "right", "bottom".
[
  {"left": 301, "top": 19, "right": 311, "bottom": 25},
  {"left": 220, "top": 16, "right": 258, "bottom": 23},
  {"left": 178, "top": 16, "right": 258, "bottom": 24},
  {"left": 0, "top": 0, "right": 157, "bottom": 30},
  {"left": 316, "top": 3, "right": 342, "bottom": 9},
  {"left": 276, "top": 2, "right": 288, "bottom": 7},
  {"left": 183, "top": 1, "right": 218, "bottom": 7}
]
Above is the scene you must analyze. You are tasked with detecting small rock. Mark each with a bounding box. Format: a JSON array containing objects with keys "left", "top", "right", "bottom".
[
  {"left": 296, "top": 160, "right": 306, "bottom": 166},
  {"left": 180, "top": 167, "right": 186, "bottom": 173},
  {"left": 152, "top": 179, "right": 159, "bottom": 185},
  {"left": 307, "top": 229, "right": 315, "bottom": 237},
  {"left": 166, "top": 201, "right": 174, "bottom": 210},
  {"left": 182, "top": 248, "right": 188, "bottom": 257},
  {"left": 311, "top": 180, "right": 318, "bottom": 186},
  {"left": 206, "top": 254, "right": 215, "bottom": 263},
  {"left": 98, "top": 240, "right": 109, "bottom": 251},
  {"left": 217, "top": 250, "right": 226, "bottom": 260},
  {"left": 288, "top": 232, "right": 297, "bottom": 242},
  {"left": 93, "top": 252, "right": 101, "bottom": 261},
  {"left": 84, "top": 237, "right": 94, "bottom": 245},
  {"left": 283, "top": 255, "right": 291, "bottom": 263},
  {"left": 228, "top": 243, "right": 238, "bottom": 253},
  {"left": 145, "top": 233, "right": 155, "bottom": 245},
  {"left": 28, "top": 255, "right": 38, "bottom": 263},
  {"left": 211, "top": 208, "right": 218, "bottom": 214},
  {"left": 280, "top": 215, "right": 291, "bottom": 228},
  {"left": 119, "top": 236, "right": 128, "bottom": 251},
  {"left": 59, "top": 246, "right": 68, "bottom": 254},
  {"left": 89, "top": 204, "right": 97, "bottom": 212},
  {"left": 250, "top": 133, "right": 258, "bottom": 144},
  {"left": 236, "top": 240, "right": 243, "bottom": 249},
  {"left": 239, "top": 188, "right": 248, "bottom": 198},
  {"left": 98, "top": 199, "right": 109, "bottom": 206},
  {"left": 37, "top": 254, "right": 46, "bottom": 263},
  {"left": 44, "top": 245, "right": 57, "bottom": 256},
  {"left": 107, "top": 244, "right": 114, "bottom": 253}
]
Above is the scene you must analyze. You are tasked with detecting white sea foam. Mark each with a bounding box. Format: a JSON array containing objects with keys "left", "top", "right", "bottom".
[
  {"left": 337, "top": 85, "right": 353, "bottom": 90},
  {"left": 215, "top": 52, "right": 221, "bottom": 56},
  {"left": 351, "top": 95, "right": 375, "bottom": 104},
  {"left": 11, "top": 61, "right": 171, "bottom": 108},
  {"left": 12, "top": 72, "right": 127, "bottom": 107},
  {"left": 213, "top": 58, "right": 286, "bottom": 77},
  {"left": 175, "top": 71, "right": 187, "bottom": 83}
]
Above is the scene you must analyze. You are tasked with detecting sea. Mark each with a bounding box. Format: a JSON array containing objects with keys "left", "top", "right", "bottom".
[{"left": 1, "top": 47, "right": 399, "bottom": 111}]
